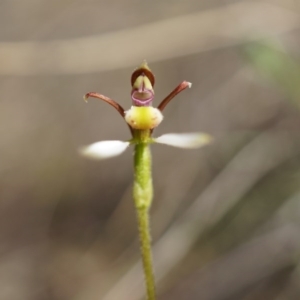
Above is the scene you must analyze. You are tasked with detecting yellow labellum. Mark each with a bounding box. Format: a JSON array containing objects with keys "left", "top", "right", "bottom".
[{"left": 125, "top": 106, "right": 163, "bottom": 130}]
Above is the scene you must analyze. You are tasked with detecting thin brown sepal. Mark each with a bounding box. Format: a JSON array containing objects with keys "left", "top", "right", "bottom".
[
  {"left": 84, "top": 92, "right": 126, "bottom": 118},
  {"left": 84, "top": 92, "right": 134, "bottom": 136},
  {"left": 157, "top": 81, "right": 192, "bottom": 112}
]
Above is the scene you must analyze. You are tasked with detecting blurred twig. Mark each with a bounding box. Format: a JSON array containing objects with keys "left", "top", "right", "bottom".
[
  {"left": 161, "top": 224, "right": 300, "bottom": 300},
  {"left": 274, "top": 263, "right": 300, "bottom": 300},
  {"left": 0, "top": 2, "right": 299, "bottom": 75}
]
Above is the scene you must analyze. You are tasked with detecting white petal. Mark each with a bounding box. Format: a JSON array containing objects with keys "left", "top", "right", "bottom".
[
  {"left": 79, "top": 140, "right": 130, "bottom": 159},
  {"left": 154, "top": 133, "right": 212, "bottom": 149}
]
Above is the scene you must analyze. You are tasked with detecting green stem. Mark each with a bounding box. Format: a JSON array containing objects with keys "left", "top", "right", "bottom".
[
  {"left": 133, "top": 140, "right": 156, "bottom": 300},
  {"left": 137, "top": 207, "right": 156, "bottom": 300}
]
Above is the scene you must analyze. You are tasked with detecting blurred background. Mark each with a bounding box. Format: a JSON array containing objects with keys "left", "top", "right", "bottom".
[{"left": 1, "top": 1, "right": 300, "bottom": 299}]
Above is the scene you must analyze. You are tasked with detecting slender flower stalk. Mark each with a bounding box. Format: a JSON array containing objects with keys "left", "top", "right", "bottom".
[
  {"left": 134, "top": 140, "right": 155, "bottom": 299},
  {"left": 80, "top": 62, "right": 212, "bottom": 300}
]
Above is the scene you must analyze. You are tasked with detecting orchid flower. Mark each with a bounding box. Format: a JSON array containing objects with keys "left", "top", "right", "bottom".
[
  {"left": 80, "top": 62, "right": 212, "bottom": 300},
  {"left": 80, "top": 61, "right": 212, "bottom": 159}
]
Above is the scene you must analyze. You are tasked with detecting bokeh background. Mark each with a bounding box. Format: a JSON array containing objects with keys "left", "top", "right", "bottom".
[{"left": 1, "top": 1, "right": 300, "bottom": 299}]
